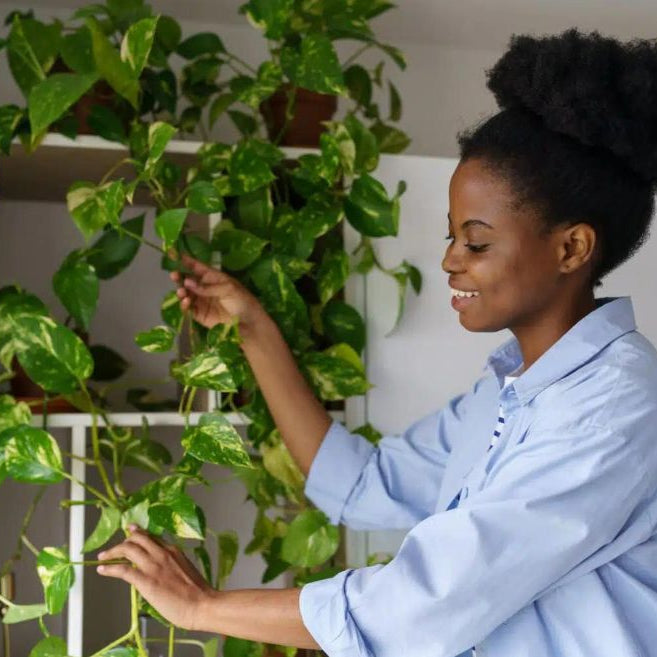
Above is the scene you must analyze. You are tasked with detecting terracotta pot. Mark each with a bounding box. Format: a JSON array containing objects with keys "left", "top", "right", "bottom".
[{"left": 260, "top": 84, "right": 338, "bottom": 147}]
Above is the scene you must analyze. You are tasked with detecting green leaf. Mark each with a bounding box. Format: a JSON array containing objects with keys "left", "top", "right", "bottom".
[
  {"left": 186, "top": 180, "right": 225, "bottom": 214},
  {"left": 317, "top": 249, "right": 349, "bottom": 306},
  {"left": 229, "top": 141, "right": 276, "bottom": 194},
  {"left": 208, "top": 93, "right": 234, "bottom": 128},
  {"left": 53, "top": 251, "right": 99, "bottom": 331},
  {"left": 121, "top": 499, "right": 150, "bottom": 531},
  {"left": 60, "top": 26, "right": 94, "bottom": 74},
  {"left": 0, "top": 105, "right": 23, "bottom": 155},
  {"left": 37, "top": 547, "right": 74, "bottom": 615},
  {"left": 2, "top": 602, "right": 47, "bottom": 624},
  {"left": 13, "top": 315, "right": 93, "bottom": 393},
  {"left": 343, "top": 114, "right": 379, "bottom": 173},
  {"left": 261, "top": 440, "right": 304, "bottom": 498},
  {"left": 135, "top": 325, "right": 176, "bottom": 353},
  {"left": 212, "top": 228, "right": 267, "bottom": 271},
  {"left": 149, "top": 493, "right": 205, "bottom": 540},
  {"left": 171, "top": 350, "right": 237, "bottom": 391},
  {"left": 181, "top": 412, "right": 252, "bottom": 468},
  {"left": 194, "top": 545, "right": 213, "bottom": 583},
  {"left": 87, "top": 17, "right": 139, "bottom": 109},
  {"left": 67, "top": 180, "right": 126, "bottom": 242},
  {"left": 176, "top": 32, "right": 226, "bottom": 59},
  {"left": 242, "top": 0, "right": 292, "bottom": 39},
  {"left": 83, "top": 506, "right": 121, "bottom": 553},
  {"left": 344, "top": 173, "right": 399, "bottom": 237},
  {"left": 216, "top": 530, "right": 238, "bottom": 589},
  {"left": 0, "top": 394, "right": 32, "bottom": 433},
  {"left": 7, "top": 17, "right": 60, "bottom": 97},
  {"left": 146, "top": 121, "right": 177, "bottom": 171},
  {"left": 228, "top": 110, "right": 257, "bottom": 137},
  {"left": 379, "top": 43, "right": 406, "bottom": 70},
  {"left": 4, "top": 425, "right": 63, "bottom": 484},
  {"left": 388, "top": 81, "right": 402, "bottom": 121},
  {"left": 28, "top": 72, "right": 99, "bottom": 138},
  {"left": 353, "top": 422, "right": 383, "bottom": 445},
  {"left": 321, "top": 300, "right": 366, "bottom": 353},
  {"left": 302, "top": 344, "right": 370, "bottom": 401},
  {"left": 155, "top": 15, "right": 182, "bottom": 53},
  {"left": 28, "top": 636, "right": 68, "bottom": 657},
  {"left": 344, "top": 64, "right": 372, "bottom": 107},
  {"left": 154, "top": 208, "right": 188, "bottom": 249},
  {"left": 202, "top": 638, "right": 219, "bottom": 657},
  {"left": 120, "top": 16, "right": 157, "bottom": 77},
  {"left": 90, "top": 344, "right": 128, "bottom": 381},
  {"left": 280, "top": 510, "right": 339, "bottom": 567},
  {"left": 87, "top": 105, "right": 127, "bottom": 143},
  {"left": 280, "top": 34, "right": 346, "bottom": 95},
  {"left": 87, "top": 214, "right": 144, "bottom": 279},
  {"left": 161, "top": 291, "right": 183, "bottom": 332},
  {"left": 370, "top": 121, "right": 411, "bottom": 153},
  {"left": 236, "top": 187, "right": 272, "bottom": 238},
  {"left": 223, "top": 637, "right": 264, "bottom": 657}
]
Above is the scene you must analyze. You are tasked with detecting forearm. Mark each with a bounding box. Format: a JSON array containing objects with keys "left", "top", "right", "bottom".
[
  {"left": 197, "top": 587, "right": 320, "bottom": 649},
  {"left": 241, "top": 314, "right": 332, "bottom": 476}
]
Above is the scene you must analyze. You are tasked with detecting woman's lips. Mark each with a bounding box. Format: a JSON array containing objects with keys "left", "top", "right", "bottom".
[{"left": 451, "top": 294, "right": 479, "bottom": 311}]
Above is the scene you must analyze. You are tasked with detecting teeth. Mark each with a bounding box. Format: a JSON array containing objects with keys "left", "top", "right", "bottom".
[{"left": 450, "top": 288, "right": 480, "bottom": 298}]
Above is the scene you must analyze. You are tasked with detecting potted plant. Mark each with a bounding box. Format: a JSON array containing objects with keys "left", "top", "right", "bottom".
[{"left": 0, "top": 1, "right": 420, "bottom": 655}]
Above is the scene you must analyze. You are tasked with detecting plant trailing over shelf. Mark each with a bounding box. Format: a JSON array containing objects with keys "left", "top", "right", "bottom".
[{"left": 0, "top": 1, "right": 421, "bottom": 656}]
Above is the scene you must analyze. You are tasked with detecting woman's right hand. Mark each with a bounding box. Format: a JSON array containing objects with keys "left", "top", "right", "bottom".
[{"left": 170, "top": 253, "right": 267, "bottom": 334}]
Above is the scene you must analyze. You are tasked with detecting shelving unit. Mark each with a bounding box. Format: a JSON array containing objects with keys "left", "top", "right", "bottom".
[{"left": 4, "top": 133, "right": 360, "bottom": 655}]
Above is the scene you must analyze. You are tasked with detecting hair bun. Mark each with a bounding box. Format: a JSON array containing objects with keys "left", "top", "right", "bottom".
[{"left": 487, "top": 28, "right": 657, "bottom": 182}]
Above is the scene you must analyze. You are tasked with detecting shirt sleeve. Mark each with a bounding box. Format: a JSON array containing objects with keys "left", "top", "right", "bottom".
[
  {"left": 299, "top": 420, "right": 654, "bottom": 657},
  {"left": 304, "top": 388, "right": 473, "bottom": 530}
]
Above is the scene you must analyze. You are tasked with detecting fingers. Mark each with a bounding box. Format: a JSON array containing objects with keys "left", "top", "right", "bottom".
[
  {"left": 124, "top": 527, "right": 166, "bottom": 558},
  {"left": 96, "top": 562, "right": 145, "bottom": 587},
  {"left": 182, "top": 279, "right": 232, "bottom": 297},
  {"left": 98, "top": 541, "right": 153, "bottom": 573}
]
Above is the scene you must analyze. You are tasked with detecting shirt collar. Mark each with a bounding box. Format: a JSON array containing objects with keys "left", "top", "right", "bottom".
[{"left": 483, "top": 297, "right": 637, "bottom": 404}]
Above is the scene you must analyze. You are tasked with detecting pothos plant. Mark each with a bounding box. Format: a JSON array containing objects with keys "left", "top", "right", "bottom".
[{"left": 0, "top": 1, "right": 418, "bottom": 656}]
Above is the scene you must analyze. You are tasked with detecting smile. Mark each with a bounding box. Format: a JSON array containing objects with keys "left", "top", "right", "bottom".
[{"left": 450, "top": 288, "right": 480, "bottom": 298}]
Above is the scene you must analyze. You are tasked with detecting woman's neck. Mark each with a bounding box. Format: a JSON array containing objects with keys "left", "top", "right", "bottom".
[{"left": 511, "top": 290, "right": 597, "bottom": 371}]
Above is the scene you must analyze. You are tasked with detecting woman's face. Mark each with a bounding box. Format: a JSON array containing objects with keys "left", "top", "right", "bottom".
[{"left": 442, "top": 157, "right": 565, "bottom": 333}]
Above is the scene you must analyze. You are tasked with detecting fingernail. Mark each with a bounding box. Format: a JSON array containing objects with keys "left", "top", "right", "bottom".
[
  {"left": 97, "top": 565, "right": 105, "bottom": 573},
  {"left": 129, "top": 524, "right": 138, "bottom": 530},
  {"left": 184, "top": 278, "right": 197, "bottom": 288},
  {"left": 98, "top": 552, "right": 105, "bottom": 559}
]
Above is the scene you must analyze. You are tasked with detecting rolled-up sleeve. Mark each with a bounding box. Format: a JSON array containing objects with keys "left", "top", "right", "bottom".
[
  {"left": 300, "top": 421, "right": 654, "bottom": 657},
  {"left": 304, "top": 389, "right": 472, "bottom": 531}
]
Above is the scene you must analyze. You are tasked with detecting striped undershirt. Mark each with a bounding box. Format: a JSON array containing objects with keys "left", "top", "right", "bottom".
[{"left": 471, "top": 364, "right": 523, "bottom": 657}]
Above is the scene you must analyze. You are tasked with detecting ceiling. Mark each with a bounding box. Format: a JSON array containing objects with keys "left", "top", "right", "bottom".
[{"left": 11, "top": 0, "right": 657, "bottom": 50}]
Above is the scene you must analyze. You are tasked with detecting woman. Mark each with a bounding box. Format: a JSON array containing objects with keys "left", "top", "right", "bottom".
[{"left": 98, "top": 29, "right": 657, "bottom": 656}]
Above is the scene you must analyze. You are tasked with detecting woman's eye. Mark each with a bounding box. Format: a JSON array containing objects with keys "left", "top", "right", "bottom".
[{"left": 444, "top": 235, "right": 488, "bottom": 253}]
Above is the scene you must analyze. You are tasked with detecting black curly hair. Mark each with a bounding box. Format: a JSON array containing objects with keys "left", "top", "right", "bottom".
[{"left": 457, "top": 28, "right": 657, "bottom": 288}]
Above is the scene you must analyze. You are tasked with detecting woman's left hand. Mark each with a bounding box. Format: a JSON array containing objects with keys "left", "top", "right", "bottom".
[{"left": 97, "top": 525, "right": 216, "bottom": 631}]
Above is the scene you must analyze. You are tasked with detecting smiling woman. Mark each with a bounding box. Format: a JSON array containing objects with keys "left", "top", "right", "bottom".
[{"left": 99, "top": 28, "right": 657, "bottom": 657}]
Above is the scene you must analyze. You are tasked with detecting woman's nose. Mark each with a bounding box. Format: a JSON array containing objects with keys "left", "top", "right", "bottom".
[{"left": 441, "top": 246, "right": 463, "bottom": 274}]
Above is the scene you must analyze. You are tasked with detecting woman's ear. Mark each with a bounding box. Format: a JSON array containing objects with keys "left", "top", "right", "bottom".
[{"left": 558, "top": 223, "right": 597, "bottom": 274}]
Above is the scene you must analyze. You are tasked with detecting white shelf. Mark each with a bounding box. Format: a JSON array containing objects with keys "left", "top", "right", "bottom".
[
  {"left": 3, "top": 134, "right": 317, "bottom": 204},
  {"left": 31, "top": 409, "right": 345, "bottom": 429}
]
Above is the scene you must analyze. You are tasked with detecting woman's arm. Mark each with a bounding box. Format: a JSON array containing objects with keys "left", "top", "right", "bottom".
[{"left": 97, "top": 526, "right": 320, "bottom": 648}]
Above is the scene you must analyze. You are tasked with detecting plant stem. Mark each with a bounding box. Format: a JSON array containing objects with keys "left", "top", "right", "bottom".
[
  {"left": 120, "top": 226, "right": 165, "bottom": 254},
  {"left": 168, "top": 625, "right": 175, "bottom": 657},
  {"left": 60, "top": 471, "right": 113, "bottom": 507},
  {"left": 69, "top": 560, "right": 129, "bottom": 566},
  {"left": 226, "top": 52, "right": 256, "bottom": 74},
  {"left": 100, "top": 157, "right": 138, "bottom": 186},
  {"left": 62, "top": 451, "right": 96, "bottom": 465},
  {"left": 343, "top": 43, "right": 373, "bottom": 68},
  {"left": 131, "top": 586, "right": 148, "bottom": 657},
  {"left": 0, "top": 593, "right": 12, "bottom": 607},
  {"left": 88, "top": 628, "right": 136, "bottom": 657},
  {"left": 83, "top": 386, "right": 118, "bottom": 505},
  {"left": 1, "top": 486, "right": 45, "bottom": 577},
  {"left": 21, "top": 535, "right": 39, "bottom": 558}
]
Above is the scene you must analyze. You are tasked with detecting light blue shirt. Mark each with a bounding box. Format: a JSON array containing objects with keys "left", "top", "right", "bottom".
[{"left": 299, "top": 296, "right": 657, "bottom": 657}]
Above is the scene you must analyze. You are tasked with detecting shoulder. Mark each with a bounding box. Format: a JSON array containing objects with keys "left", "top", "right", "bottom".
[{"left": 531, "top": 329, "right": 657, "bottom": 434}]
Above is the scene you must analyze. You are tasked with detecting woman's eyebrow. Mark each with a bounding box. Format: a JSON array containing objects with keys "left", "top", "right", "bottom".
[{"left": 447, "top": 212, "right": 494, "bottom": 229}]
